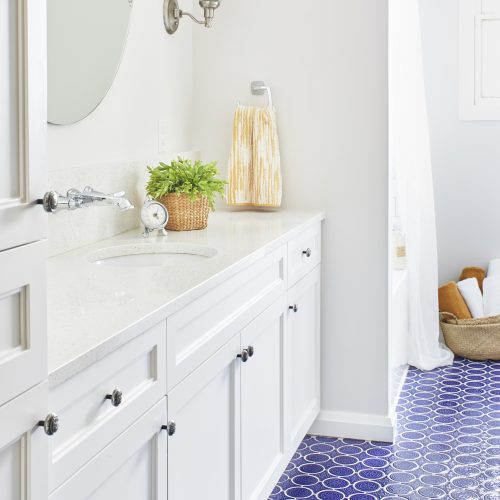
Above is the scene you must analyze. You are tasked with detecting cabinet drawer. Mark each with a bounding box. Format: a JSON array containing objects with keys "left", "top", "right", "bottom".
[
  {"left": 49, "top": 398, "right": 167, "bottom": 500},
  {"left": 49, "top": 321, "right": 166, "bottom": 493},
  {"left": 166, "top": 245, "right": 286, "bottom": 391},
  {"left": 288, "top": 223, "right": 321, "bottom": 287}
]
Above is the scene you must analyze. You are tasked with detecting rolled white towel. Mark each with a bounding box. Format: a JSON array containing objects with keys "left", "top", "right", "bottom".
[
  {"left": 483, "top": 276, "right": 500, "bottom": 317},
  {"left": 488, "top": 259, "right": 500, "bottom": 277},
  {"left": 457, "top": 278, "right": 484, "bottom": 318}
]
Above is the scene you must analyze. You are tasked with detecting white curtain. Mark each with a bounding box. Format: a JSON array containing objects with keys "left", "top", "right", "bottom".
[{"left": 389, "top": 0, "right": 454, "bottom": 370}]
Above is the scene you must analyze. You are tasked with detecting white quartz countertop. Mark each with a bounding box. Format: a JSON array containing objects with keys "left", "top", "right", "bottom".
[{"left": 48, "top": 210, "right": 324, "bottom": 387}]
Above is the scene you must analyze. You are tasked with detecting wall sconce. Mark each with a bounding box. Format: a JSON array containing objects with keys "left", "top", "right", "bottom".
[{"left": 164, "top": 0, "right": 221, "bottom": 35}]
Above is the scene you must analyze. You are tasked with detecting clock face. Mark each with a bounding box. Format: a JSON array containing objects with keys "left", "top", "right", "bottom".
[{"left": 141, "top": 201, "right": 168, "bottom": 230}]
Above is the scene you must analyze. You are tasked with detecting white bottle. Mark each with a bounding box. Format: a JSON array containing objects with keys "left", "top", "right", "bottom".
[{"left": 392, "top": 220, "right": 407, "bottom": 270}]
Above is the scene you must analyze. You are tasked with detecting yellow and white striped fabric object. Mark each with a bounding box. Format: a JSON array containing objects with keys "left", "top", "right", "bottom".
[{"left": 227, "top": 104, "right": 282, "bottom": 207}]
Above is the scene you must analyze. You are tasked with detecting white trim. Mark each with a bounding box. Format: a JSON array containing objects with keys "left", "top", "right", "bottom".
[
  {"left": 390, "top": 364, "right": 408, "bottom": 416},
  {"left": 309, "top": 410, "right": 396, "bottom": 443},
  {"left": 389, "top": 364, "right": 408, "bottom": 444},
  {"left": 459, "top": 0, "right": 500, "bottom": 120}
]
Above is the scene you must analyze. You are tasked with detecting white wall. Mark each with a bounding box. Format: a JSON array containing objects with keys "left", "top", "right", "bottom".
[
  {"left": 420, "top": 0, "right": 500, "bottom": 283},
  {"left": 49, "top": 0, "right": 193, "bottom": 169},
  {"left": 192, "top": 1, "right": 391, "bottom": 439},
  {"left": 47, "top": 0, "right": 194, "bottom": 255}
]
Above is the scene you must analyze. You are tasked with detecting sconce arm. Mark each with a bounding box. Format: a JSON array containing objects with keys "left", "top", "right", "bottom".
[{"left": 179, "top": 10, "right": 206, "bottom": 25}]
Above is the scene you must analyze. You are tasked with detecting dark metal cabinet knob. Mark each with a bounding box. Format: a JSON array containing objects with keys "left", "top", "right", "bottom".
[
  {"left": 302, "top": 248, "right": 312, "bottom": 258},
  {"left": 162, "top": 421, "right": 176, "bottom": 436},
  {"left": 289, "top": 304, "right": 298, "bottom": 313},
  {"left": 105, "top": 389, "right": 123, "bottom": 407},
  {"left": 237, "top": 349, "right": 249, "bottom": 362},
  {"left": 39, "top": 413, "right": 59, "bottom": 436},
  {"left": 247, "top": 346, "right": 254, "bottom": 357}
]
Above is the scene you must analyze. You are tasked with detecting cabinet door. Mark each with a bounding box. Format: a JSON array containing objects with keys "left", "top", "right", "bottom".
[
  {"left": 0, "top": 0, "right": 47, "bottom": 252},
  {"left": 0, "top": 382, "right": 48, "bottom": 500},
  {"left": 286, "top": 266, "right": 321, "bottom": 448},
  {"left": 0, "top": 241, "right": 47, "bottom": 407},
  {"left": 49, "top": 398, "right": 167, "bottom": 500},
  {"left": 167, "top": 335, "right": 241, "bottom": 500},
  {"left": 240, "top": 298, "right": 287, "bottom": 500}
]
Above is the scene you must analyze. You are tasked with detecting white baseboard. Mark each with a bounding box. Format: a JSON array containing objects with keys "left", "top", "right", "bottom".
[{"left": 309, "top": 410, "right": 396, "bottom": 443}]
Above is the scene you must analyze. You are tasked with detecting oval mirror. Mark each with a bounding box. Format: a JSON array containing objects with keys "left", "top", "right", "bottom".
[{"left": 47, "top": 0, "right": 133, "bottom": 125}]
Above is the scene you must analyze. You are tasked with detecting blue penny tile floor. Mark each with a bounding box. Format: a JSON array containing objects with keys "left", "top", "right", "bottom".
[{"left": 269, "top": 358, "right": 500, "bottom": 499}]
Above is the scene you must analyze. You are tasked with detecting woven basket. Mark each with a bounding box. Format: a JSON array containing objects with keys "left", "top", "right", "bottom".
[
  {"left": 440, "top": 312, "right": 500, "bottom": 360},
  {"left": 158, "top": 193, "right": 210, "bottom": 231}
]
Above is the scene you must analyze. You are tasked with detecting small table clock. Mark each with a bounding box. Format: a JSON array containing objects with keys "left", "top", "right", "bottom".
[{"left": 141, "top": 199, "right": 169, "bottom": 237}]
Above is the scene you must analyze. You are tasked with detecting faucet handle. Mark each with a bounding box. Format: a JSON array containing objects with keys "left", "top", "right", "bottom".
[
  {"left": 82, "top": 186, "right": 120, "bottom": 198},
  {"left": 38, "top": 191, "right": 72, "bottom": 212},
  {"left": 82, "top": 186, "right": 107, "bottom": 198}
]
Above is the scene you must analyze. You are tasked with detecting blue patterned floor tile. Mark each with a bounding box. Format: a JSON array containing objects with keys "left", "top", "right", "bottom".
[{"left": 269, "top": 358, "right": 500, "bottom": 499}]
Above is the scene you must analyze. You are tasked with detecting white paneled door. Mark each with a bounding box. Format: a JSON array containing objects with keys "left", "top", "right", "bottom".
[
  {"left": 0, "top": 0, "right": 47, "bottom": 252},
  {"left": 240, "top": 298, "right": 286, "bottom": 500},
  {"left": 0, "top": 383, "right": 48, "bottom": 500},
  {"left": 286, "top": 267, "right": 321, "bottom": 447},
  {"left": 167, "top": 335, "right": 241, "bottom": 500},
  {"left": 0, "top": 0, "right": 48, "bottom": 406},
  {"left": 0, "top": 0, "right": 48, "bottom": 497},
  {"left": 0, "top": 241, "right": 47, "bottom": 406}
]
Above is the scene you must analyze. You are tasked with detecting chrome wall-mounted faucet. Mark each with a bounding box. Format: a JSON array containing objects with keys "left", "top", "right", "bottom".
[{"left": 37, "top": 186, "right": 134, "bottom": 213}]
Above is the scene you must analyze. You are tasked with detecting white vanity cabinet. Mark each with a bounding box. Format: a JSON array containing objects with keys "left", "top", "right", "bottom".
[{"left": 47, "top": 218, "right": 323, "bottom": 500}]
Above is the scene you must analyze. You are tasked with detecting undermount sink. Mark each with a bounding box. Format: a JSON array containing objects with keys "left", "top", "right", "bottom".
[{"left": 87, "top": 243, "right": 217, "bottom": 268}]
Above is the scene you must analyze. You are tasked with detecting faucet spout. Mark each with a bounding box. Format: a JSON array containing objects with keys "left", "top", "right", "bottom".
[
  {"left": 81, "top": 186, "right": 135, "bottom": 211},
  {"left": 117, "top": 198, "right": 135, "bottom": 211}
]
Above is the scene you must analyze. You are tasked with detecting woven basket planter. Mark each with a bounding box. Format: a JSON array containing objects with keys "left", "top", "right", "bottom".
[
  {"left": 440, "top": 312, "right": 500, "bottom": 361},
  {"left": 158, "top": 193, "right": 210, "bottom": 231}
]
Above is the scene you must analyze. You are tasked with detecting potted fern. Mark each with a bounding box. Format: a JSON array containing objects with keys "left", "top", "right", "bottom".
[{"left": 146, "top": 157, "right": 226, "bottom": 231}]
